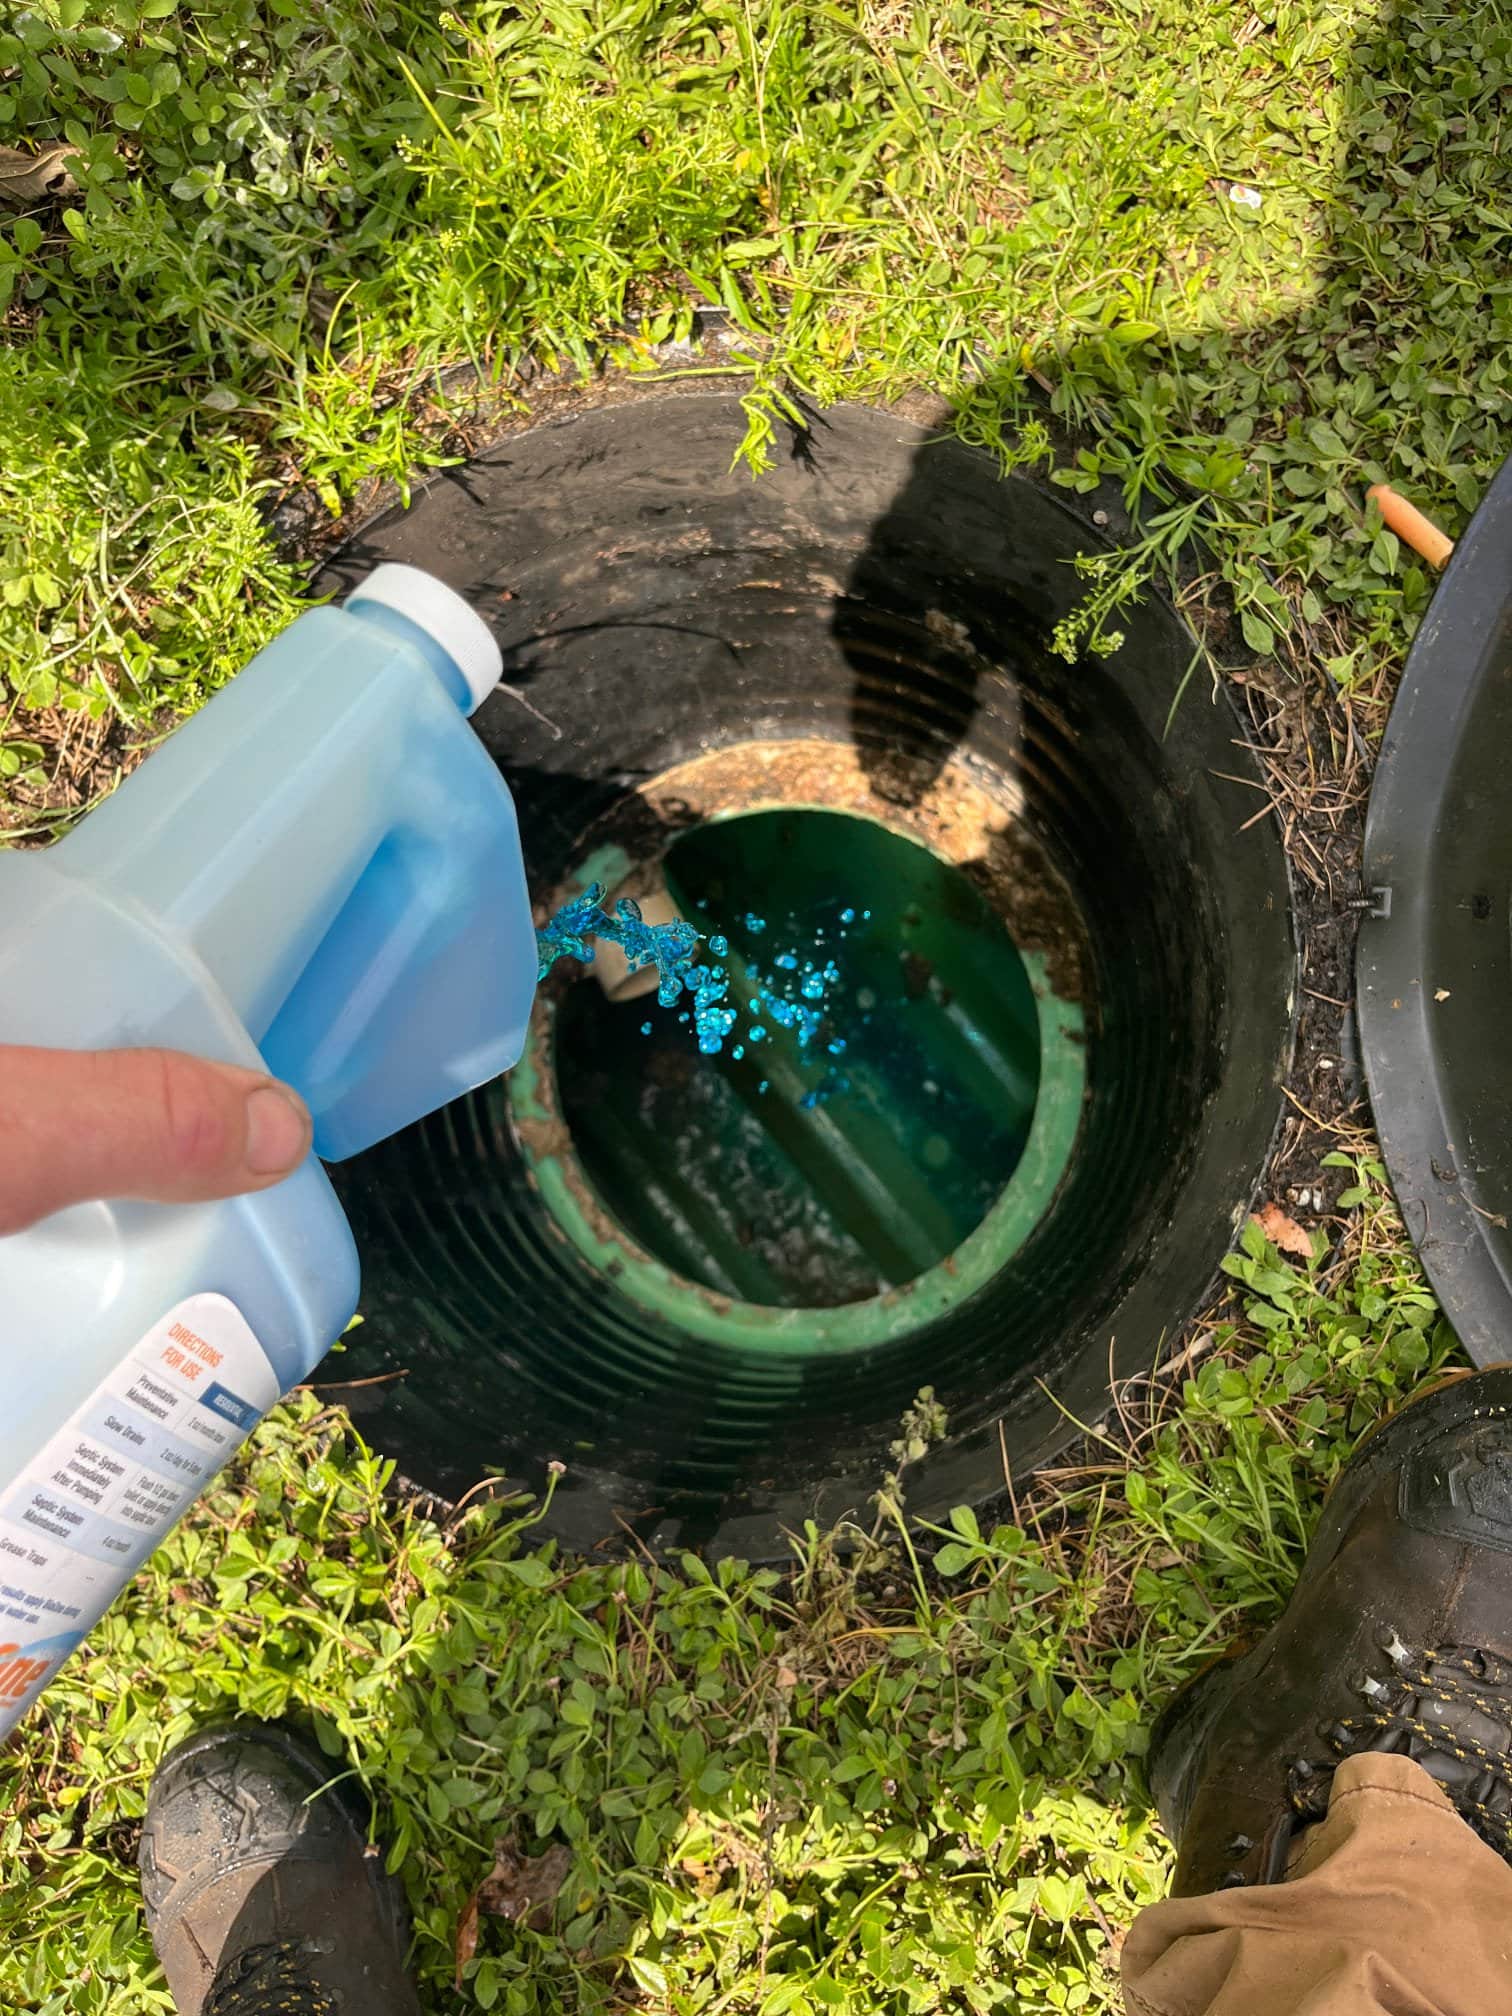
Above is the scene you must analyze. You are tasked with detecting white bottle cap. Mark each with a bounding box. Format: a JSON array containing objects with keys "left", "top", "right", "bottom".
[{"left": 348, "top": 562, "right": 502, "bottom": 714}]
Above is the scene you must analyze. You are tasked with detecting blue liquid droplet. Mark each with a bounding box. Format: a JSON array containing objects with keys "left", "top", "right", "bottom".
[{"left": 537, "top": 885, "right": 862, "bottom": 1110}]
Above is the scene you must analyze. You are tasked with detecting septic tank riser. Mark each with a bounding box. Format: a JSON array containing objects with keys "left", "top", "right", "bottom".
[{"left": 320, "top": 386, "right": 1294, "bottom": 1556}]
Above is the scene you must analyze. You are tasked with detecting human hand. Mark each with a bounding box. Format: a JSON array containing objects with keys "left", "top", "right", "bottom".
[{"left": 0, "top": 1045, "right": 313, "bottom": 1237}]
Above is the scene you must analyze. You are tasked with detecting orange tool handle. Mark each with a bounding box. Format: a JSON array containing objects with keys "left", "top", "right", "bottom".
[{"left": 1367, "top": 483, "right": 1456, "bottom": 569}]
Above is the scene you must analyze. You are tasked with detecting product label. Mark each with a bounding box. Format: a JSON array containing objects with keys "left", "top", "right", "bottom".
[{"left": 0, "top": 1294, "right": 278, "bottom": 1735}]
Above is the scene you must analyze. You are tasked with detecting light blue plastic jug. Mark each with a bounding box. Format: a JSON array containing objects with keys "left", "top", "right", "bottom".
[{"left": 0, "top": 564, "right": 536, "bottom": 1732}]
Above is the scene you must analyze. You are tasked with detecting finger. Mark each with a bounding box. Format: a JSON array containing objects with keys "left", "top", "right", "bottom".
[{"left": 0, "top": 1045, "right": 313, "bottom": 1236}]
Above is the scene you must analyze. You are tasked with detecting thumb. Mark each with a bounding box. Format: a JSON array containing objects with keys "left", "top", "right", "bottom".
[{"left": 0, "top": 1044, "right": 313, "bottom": 1236}]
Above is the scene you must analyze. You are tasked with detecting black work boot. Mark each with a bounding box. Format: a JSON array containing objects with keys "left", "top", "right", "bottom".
[
  {"left": 1149, "top": 1366, "right": 1512, "bottom": 1896},
  {"left": 139, "top": 1721, "right": 422, "bottom": 2016}
]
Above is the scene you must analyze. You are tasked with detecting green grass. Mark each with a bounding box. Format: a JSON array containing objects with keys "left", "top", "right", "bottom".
[
  {"left": 2, "top": 0, "right": 1504, "bottom": 2006},
  {"left": 2, "top": 0, "right": 1510, "bottom": 824},
  {"left": 0, "top": 1200, "right": 1452, "bottom": 2014}
]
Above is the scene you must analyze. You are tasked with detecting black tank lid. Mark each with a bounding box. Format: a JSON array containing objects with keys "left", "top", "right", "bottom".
[{"left": 1359, "top": 452, "right": 1512, "bottom": 1364}]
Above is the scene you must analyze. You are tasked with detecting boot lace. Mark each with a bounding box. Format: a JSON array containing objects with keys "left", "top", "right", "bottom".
[
  {"left": 1287, "top": 1632, "right": 1512, "bottom": 1859},
  {"left": 205, "top": 1941, "right": 340, "bottom": 2016}
]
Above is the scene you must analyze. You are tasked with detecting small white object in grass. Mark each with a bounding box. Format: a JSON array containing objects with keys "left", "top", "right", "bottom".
[
  {"left": 1228, "top": 183, "right": 1262, "bottom": 210},
  {"left": 1435, "top": 988, "right": 1451, "bottom": 1001}
]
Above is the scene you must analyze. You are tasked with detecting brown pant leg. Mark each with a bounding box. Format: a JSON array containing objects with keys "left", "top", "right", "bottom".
[{"left": 1122, "top": 1753, "right": 1512, "bottom": 2016}]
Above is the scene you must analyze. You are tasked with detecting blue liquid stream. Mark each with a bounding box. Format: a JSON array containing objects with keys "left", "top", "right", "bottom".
[{"left": 536, "top": 883, "right": 864, "bottom": 1100}]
